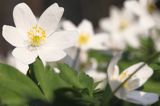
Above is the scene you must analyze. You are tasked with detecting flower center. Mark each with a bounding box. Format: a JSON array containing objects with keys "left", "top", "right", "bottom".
[
  {"left": 119, "top": 71, "right": 130, "bottom": 89},
  {"left": 119, "top": 71, "right": 128, "bottom": 81},
  {"left": 119, "top": 20, "right": 129, "bottom": 31},
  {"left": 78, "top": 33, "right": 90, "bottom": 46},
  {"left": 147, "top": 2, "right": 156, "bottom": 14},
  {"left": 27, "top": 25, "right": 46, "bottom": 47}
]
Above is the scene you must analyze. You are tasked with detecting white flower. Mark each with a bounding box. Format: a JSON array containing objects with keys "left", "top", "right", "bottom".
[
  {"left": 2, "top": 3, "right": 77, "bottom": 65},
  {"left": 107, "top": 56, "right": 159, "bottom": 105},
  {"left": 99, "top": 7, "right": 141, "bottom": 50},
  {"left": 86, "top": 59, "right": 107, "bottom": 89},
  {"left": 62, "top": 19, "right": 107, "bottom": 51},
  {"left": 124, "top": 0, "right": 160, "bottom": 30}
]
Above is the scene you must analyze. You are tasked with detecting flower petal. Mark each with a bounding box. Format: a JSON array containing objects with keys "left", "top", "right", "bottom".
[
  {"left": 38, "top": 3, "right": 64, "bottom": 36},
  {"left": 124, "top": 0, "right": 144, "bottom": 16},
  {"left": 121, "top": 62, "right": 153, "bottom": 90},
  {"left": 99, "top": 18, "right": 112, "bottom": 32},
  {"left": 7, "top": 54, "right": 29, "bottom": 74},
  {"left": 126, "top": 91, "right": 159, "bottom": 105},
  {"left": 110, "top": 80, "right": 128, "bottom": 99},
  {"left": 45, "top": 31, "right": 77, "bottom": 49},
  {"left": 78, "top": 19, "right": 94, "bottom": 35},
  {"left": 12, "top": 48, "right": 38, "bottom": 64},
  {"left": 39, "top": 48, "right": 66, "bottom": 62},
  {"left": 16, "top": 60, "right": 29, "bottom": 75},
  {"left": 2, "top": 25, "right": 27, "bottom": 47},
  {"left": 107, "top": 53, "right": 122, "bottom": 80},
  {"left": 90, "top": 33, "right": 108, "bottom": 50},
  {"left": 62, "top": 20, "right": 76, "bottom": 30},
  {"left": 13, "top": 3, "right": 37, "bottom": 32}
]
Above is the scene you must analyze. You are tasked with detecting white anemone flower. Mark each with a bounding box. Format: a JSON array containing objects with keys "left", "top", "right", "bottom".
[
  {"left": 125, "top": 0, "right": 160, "bottom": 30},
  {"left": 2, "top": 3, "right": 77, "bottom": 65},
  {"left": 86, "top": 59, "right": 107, "bottom": 89},
  {"left": 100, "top": 7, "right": 141, "bottom": 50},
  {"left": 62, "top": 19, "right": 107, "bottom": 51},
  {"left": 107, "top": 56, "right": 159, "bottom": 105},
  {"left": 62, "top": 19, "right": 107, "bottom": 63}
]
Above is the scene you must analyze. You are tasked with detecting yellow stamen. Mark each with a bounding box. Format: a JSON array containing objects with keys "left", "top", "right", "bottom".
[
  {"left": 119, "top": 71, "right": 128, "bottom": 81},
  {"left": 147, "top": 1, "right": 156, "bottom": 14},
  {"left": 78, "top": 33, "right": 90, "bottom": 46},
  {"left": 119, "top": 20, "right": 129, "bottom": 31},
  {"left": 27, "top": 25, "right": 46, "bottom": 47}
]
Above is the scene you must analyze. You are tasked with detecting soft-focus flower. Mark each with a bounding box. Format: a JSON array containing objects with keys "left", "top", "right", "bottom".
[
  {"left": 62, "top": 19, "right": 107, "bottom": 63},
  {"left": 86, "top": 59, "right": 107, "bottom": 89},
  {"left": 2, "top": 3, "right": 77, "bottom": 65},
  {"left": 107, "top": 56, "right": 159, "bottom": 105},
  {"left": 100, "top": 7, "right": 141, "bottom": 50},
  {"left": 125, "top": 0, "right": 160, "bottom": 30},
  {"left": 62, "top": 19, "right": 107, "bottom": 51}
]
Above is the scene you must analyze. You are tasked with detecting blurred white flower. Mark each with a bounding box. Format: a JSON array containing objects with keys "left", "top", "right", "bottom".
[
  {"left": 62, "top": 19, "right": 107, "bottom": 64},
  {"left": 107, "top": 56, "right": 159, "bottom": 105},
  {"left": 2, "top": 3, "right": 77, "bottom": 65},
  {"left": 86, "top": 59, "right": 107, "bottom": 89},
  {"left": 125, "top": 0, "right": 160, "bottom": 30},
  {"left": 100, "top": 7, "right": 141, "bottom": 50},
  {"left": 62, "top": 19, "right": 107, "bottom": 51}
]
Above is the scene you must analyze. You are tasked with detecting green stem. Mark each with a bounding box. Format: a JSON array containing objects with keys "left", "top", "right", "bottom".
[{"left": 72, "top": 48, "right": 81, "bottom": 69}]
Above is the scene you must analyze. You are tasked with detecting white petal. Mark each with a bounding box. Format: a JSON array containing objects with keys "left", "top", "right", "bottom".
[
  {"left": 107, "top": 53, "right": 122, "bottom": 80},
  {"left": 78, "top": 19, "right": 94, "bottom": 35},
  {"left": 126, "top": 91, "right": 159, "bottom": 105},
  {"left": 39, "top": 48, "right": 66, "bottom": 62},
  {"left": 62, "top": 20, "right": 76, "bottom": 30},
  {"left": 7, "top": 54, "right": 29, "bottom": 74},
  {"left": 109, "top": 80, "right": 128, "bottom": 99},
  {"left": 2, "top": 25, "right": 27, "bottom": 47},
  {"left": 13, "top": 3, "right": 36, "bottom": 32},
  {"left": 38, "top": 3, "right": 64, "bottom": 36},
  {"left": 16, "top": 60, "right": 29, "bottom": 74},
  {"left": 140, "top": 15, "right": 155, "bottom": 30},
  {"left": 124, "top": 0, "right": 144, "bottom": 16},
  {"left": 45, "top": 31, "right": 77, "bottom": 49},
  {"left": 89, "top": 33, "right": 108, "bottom": 50},
  {"left": 99, "top": 18, "right": 112, "bottom": 32},
  {"left": 121, "top": 62, "right": 153, "bottom": 90},
  {"left": 12, "top": 48, "right": 38, "bottom": 64},
  {"left": 86, "top": 70, "right": 106, "bottom": 82}
]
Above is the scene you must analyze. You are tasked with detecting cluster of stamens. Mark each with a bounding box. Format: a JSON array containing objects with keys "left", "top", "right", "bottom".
[
  {"left": 78, "top": 33, "right": 90, "bottom": 46},
  {"left": 27, "top": 25, "right": 46, "bottom": 47}
]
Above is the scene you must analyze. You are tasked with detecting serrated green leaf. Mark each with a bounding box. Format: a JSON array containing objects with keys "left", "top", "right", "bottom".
[
  {"left": 78, "top": 71, "right": 94, "bottom": 97},
  {"left": 58, "top": 63, "right": 83, "bottom": 89},
  {"left": 29, "top": 58, "right": 71, "bottom": 102}
]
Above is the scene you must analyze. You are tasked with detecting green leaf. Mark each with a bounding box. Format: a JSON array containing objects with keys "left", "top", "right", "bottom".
[
  {"left": 101, "top": 84, "right": 114, "bottom": 106},
  {"left": 144, "top": 80, "right": 160, "bottom": 94},
  {"left": 78, "top": 71, "right": 94, "bottom": 97},
  {"left": 0, "top": 63, "right": 45, "bottom": 105},
  {"left": 29, "top": 58, "right": 70, "bottom": 102},
  {"left": 58, "top": 63, "right": 83, "bottom": 89}
]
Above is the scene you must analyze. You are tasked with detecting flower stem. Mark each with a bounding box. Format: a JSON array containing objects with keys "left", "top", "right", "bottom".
[{"left": 72, "top": 48, "right": 81, "bottom": 69}]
